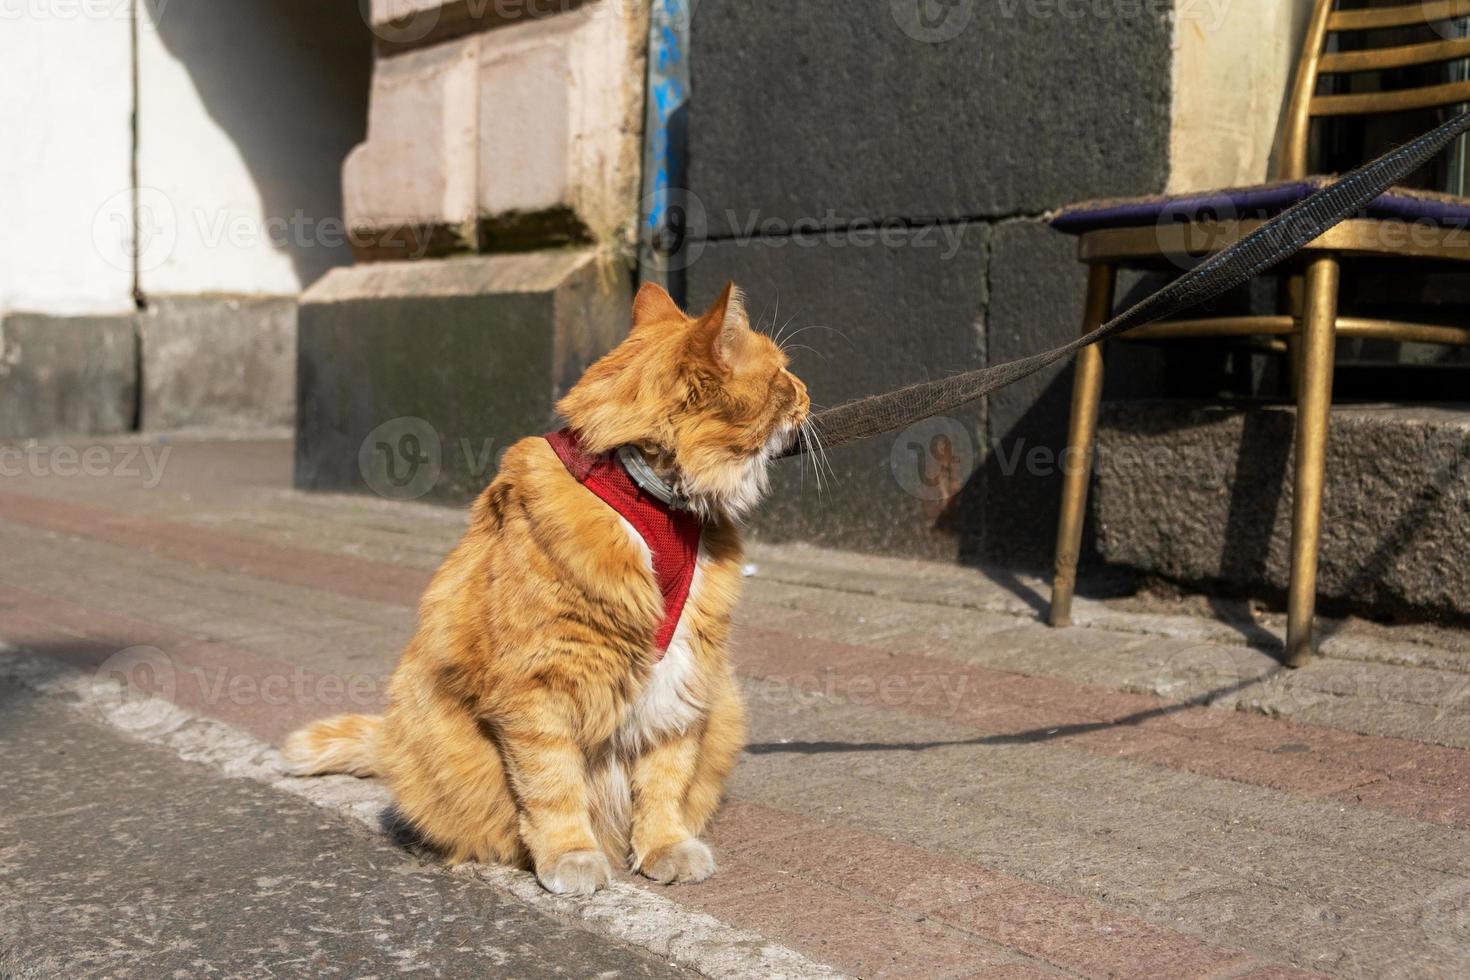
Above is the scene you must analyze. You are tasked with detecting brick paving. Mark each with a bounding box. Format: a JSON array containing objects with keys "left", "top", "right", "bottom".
[{"left": 3, "top": 433, "right": 1470, "bottom": 977}]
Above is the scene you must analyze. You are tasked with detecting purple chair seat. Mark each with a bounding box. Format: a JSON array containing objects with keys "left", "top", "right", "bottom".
[{"left": 1050, "top": 177, "right": 1470, "bottom": 236}]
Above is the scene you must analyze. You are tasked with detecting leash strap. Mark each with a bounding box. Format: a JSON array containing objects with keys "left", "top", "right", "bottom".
[{"left": 785, "top": 108, "right": 1470, "bottom": 457}]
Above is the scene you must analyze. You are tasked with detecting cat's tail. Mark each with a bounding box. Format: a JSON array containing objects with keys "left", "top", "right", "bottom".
[{"left": 281, "top": 714, "right": 383, "bottom": 778}]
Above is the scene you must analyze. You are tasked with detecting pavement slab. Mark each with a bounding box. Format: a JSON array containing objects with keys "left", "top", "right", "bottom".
[{"left": 3, "top": 433, "right": 1469, "bottom": 978}]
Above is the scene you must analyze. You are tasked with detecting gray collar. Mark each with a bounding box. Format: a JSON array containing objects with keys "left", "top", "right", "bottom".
[{"left": 617, "top": 445, "right": 693, "bottom": 512}]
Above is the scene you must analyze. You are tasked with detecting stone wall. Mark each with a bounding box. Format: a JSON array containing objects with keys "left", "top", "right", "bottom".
[
  {"left": 294, "top": 0, "right": 647, "bottom": 502},
  {"left": 1094, "top": 403, "right": 1470, "bottom": 622},
  {"left": 682, "top": 0, "right": 1176, "bottom": 566},
  {"left": 673, "top": 0, "right": 1468, "bottom": 629}
]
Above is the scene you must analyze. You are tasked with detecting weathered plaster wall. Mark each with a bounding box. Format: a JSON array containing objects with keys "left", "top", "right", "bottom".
[
  {"left": 0, "top": 8, "right": 135, "bottom": 317},
  {"left": 136, "top": 0, "right": 372, "bottom": 296},
  {"left": 132, "top": 0, "right": 372, "bottom": 430},
  {"left": 1168, "top": 0, "right": 1313, "bottom": 191}
]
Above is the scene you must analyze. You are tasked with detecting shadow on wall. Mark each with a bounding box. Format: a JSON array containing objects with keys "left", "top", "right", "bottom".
[{"left": 143, "top": 0, "right": 372, "bottom": 287}]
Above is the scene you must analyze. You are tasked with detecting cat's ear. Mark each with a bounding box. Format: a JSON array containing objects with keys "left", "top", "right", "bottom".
[
  {"left": 631, "top": 281, "right": 684, "bottom": 327},
  {"left": 690, "top": 282, "right": 751, "bottom": 371}
]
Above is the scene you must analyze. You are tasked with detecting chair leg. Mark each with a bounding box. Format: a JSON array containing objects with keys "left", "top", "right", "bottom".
[
  {"left": 1285, "top": 256, "right": 1340, "bottom": 668},
  {"left": 1282, "top": 273, "right": 1304, "bottom": 399},
  {"left": 1050, "top": 264, "right": 1115, "bottom": 628}
]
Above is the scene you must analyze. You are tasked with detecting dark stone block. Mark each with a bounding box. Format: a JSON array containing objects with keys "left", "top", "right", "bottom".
[
  {"left": 687, "top": 222, "right": 989, "bottom": 561},
  {"left": 295, "top": 250, "right": 630, "bottom": 504},
  {"left": 1094, "top": 402, "right": 1470, "bottom": 621},
  {"left": 688, "top": 0, "right": 1172, "bottom": 237},
  {"left": 960, "top": 222, "right": 1174, "bottom": 568},
  {"left": 0, "top": 314, "right": 137, "bottom": 439},
  {"left": 684, "top": 0, "right": 1175, "bottom": 570},
  {"left": 140, "top": 296, "right": 297, "bottom": 430},
  {"left": 981, "top": 221, "right": 1090, "bottom": 568}
]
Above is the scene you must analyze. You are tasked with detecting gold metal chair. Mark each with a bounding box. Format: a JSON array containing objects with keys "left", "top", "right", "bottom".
[{"left": 1048, "top": 0, "right": 1470, "bottom": 666}]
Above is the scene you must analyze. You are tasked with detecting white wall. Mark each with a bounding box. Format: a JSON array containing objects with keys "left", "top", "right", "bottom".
[
  {"left": 136, "top": 0, "right": 371, "bottom": 296},
  {"left": 0, "top": 1, "right": 369, "bottom": 315},
  {"left": 0, "top": 5, "right": 135, "bottom": 317}
]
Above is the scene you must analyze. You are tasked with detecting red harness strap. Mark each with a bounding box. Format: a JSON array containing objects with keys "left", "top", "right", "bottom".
[{"left": 544, "top": 429, "right": 702, "bottom": 656}]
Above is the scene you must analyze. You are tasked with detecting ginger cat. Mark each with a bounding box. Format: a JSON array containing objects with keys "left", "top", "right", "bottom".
[{"left": 283, "top": 282, "right": 810, "bottom": 895}]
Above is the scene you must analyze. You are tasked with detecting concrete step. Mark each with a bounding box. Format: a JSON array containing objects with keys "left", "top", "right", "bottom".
[{"left": 1093, "top": 401, "right": 1470, "bottom": 622}]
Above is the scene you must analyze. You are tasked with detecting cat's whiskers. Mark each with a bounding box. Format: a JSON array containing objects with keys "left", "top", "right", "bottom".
[
  {"left": 797, "top": 417, "right": 828, "bottom": 495},
  {"left": 778, "top": 324, "right": 852, "bottom": 352},
  {"left": 803, "top": 417, "right": 836, "bottom": 495},
  {"left": 780, "top": 343, "right": 826, "bottom": 362},
  {"left": 774, "top": 314, "right": 799, "bottom": 349},
  {"left": 798, "top": 430, "right": 808, "bottom": 497},
  {"left": 818, "top": 432, "right": 835, "bottom": 495},
  {"left": 802, "top": 420, "right": 821, "bottom": 494}
]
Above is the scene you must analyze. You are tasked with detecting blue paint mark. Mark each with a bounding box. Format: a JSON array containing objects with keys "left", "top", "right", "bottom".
[{"left": 638, "top": 0, "right": 692, "bottom": 300}]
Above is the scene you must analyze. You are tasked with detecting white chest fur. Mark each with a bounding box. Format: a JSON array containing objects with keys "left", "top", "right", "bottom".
[{"left": 613, "top": 517, "right": 706, "bottom": 755}]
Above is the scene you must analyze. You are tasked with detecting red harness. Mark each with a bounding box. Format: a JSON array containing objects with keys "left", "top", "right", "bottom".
[{"left": 544, "top": 429, "right": 702, "bottom": 656}]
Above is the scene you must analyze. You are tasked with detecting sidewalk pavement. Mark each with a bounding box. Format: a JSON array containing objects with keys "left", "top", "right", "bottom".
[{"left": 3, "top": 432, "right": 1469, "bottom": 978}]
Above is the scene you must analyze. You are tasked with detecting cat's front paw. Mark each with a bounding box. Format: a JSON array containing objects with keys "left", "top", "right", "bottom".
[
  {"left": 639, "top": 838, "right": 715, "bottom": 885},
  {"left": 539, "top": 849, "right": 613, "bottom": 896}
]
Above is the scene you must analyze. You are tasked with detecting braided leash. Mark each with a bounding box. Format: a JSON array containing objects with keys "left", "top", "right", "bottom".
[{"left": 785, "top": 108, "right": 1470, "bottom": 458}]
